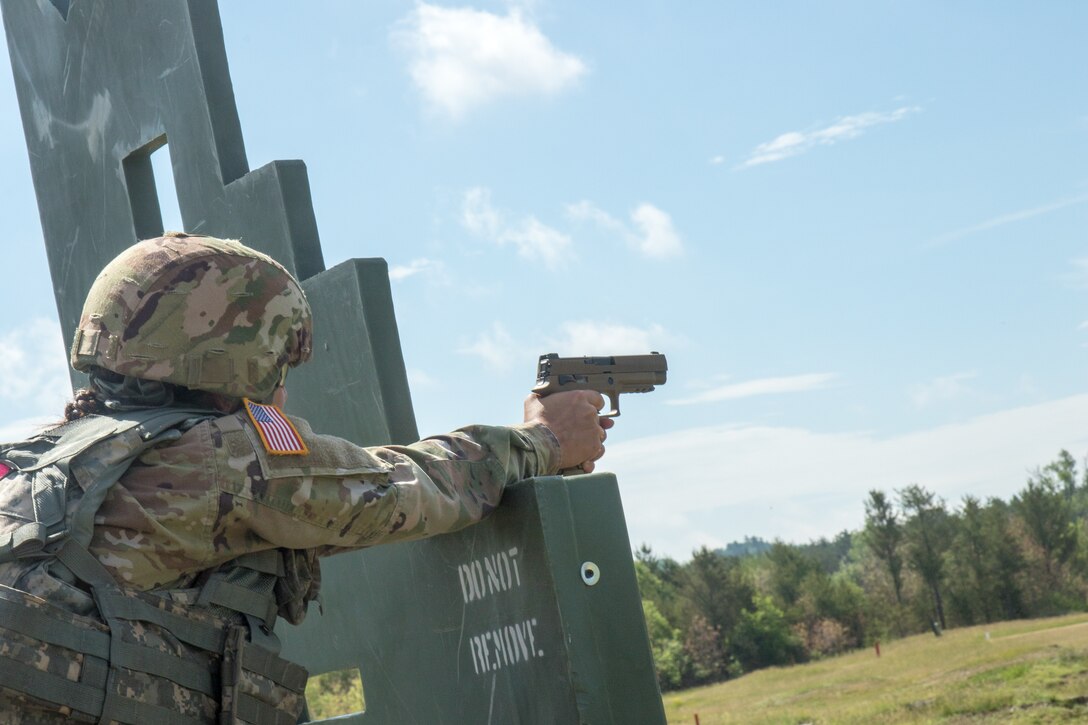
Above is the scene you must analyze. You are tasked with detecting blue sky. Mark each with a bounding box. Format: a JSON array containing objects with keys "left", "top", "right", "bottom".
[{"left": 1, "top": 1, "right": 1086, "bottom": 559}]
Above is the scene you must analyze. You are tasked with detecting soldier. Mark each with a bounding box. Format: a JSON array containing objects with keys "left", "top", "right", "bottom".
[{"left": 0, "top": 233, "right": 610, "bottom": 723}]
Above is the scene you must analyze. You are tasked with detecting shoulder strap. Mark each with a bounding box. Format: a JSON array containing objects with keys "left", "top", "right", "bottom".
[
  {"left": 0, "top": 415, "right": 128, "bottom": 562},
  {"left": 0, "top": 408, "right": 216, "bottom": 561},
  {"left": 66, "top": 407, "right": 219, "bottom": 548}
]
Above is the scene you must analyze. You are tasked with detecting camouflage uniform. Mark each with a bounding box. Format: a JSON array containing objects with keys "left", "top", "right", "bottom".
[
  {"left": 92, "top": 413, "right": 559, "bottom": 592},
  {"left": 0, "top": 234, "right": 561, "bottom": 723},
  {"left": 0, "top": 412, "right": 558, "bottom": 724}
]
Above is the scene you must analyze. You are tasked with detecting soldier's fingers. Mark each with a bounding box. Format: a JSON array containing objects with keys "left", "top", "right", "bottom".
[{"left": 580, "top": 390, "right": 606, "bottom": 412}]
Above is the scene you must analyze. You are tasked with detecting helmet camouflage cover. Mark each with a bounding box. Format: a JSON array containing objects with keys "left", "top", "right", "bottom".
[{"left": 71, "top": 232, "right": 312, "bottom": 400}]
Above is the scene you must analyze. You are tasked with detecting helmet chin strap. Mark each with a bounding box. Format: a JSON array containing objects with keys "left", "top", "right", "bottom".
[{"left": 270, "top": 366, "right": 290, "bottom": 408}]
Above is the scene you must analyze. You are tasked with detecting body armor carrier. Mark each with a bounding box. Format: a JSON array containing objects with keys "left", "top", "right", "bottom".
[{"left": 0, "top": 410, "right": 312, "bottom": 724}]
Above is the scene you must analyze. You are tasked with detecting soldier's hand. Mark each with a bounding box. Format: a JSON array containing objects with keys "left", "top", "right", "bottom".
[{"left": 524, "top": 391, "right": 614, "bottom": 473}]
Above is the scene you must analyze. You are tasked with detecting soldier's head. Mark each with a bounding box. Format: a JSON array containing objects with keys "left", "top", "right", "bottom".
[{"left": 70, "top": 232, "right": 312, "bottom": 408}]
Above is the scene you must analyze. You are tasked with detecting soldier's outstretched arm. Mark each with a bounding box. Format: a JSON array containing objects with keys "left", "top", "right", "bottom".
[{"left": 210, "top": 390, "right": 609, "bottom": 557}]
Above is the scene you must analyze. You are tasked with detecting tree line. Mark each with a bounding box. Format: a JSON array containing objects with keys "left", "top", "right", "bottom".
[{"left": 636, "top": 449, "right": 1088, "bottom": 690}]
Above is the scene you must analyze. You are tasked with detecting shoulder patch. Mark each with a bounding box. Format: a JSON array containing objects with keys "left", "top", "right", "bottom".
[{"left": 243, "top": 399, "right": 308, "bottom": 455}]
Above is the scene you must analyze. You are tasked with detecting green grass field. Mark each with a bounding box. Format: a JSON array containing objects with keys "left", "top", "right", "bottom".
[{"left": 663, "top": 613, "right": 1088, "bottom": 724}]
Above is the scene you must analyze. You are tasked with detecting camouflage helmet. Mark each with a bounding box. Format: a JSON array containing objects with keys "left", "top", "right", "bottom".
[{"left": 70, "top": 232, "right": 312, "bottom": 400}]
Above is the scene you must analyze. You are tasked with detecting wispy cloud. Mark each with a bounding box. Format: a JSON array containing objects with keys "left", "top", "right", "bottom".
[
  {"left": 0, "top": 319, "right": 72, "bottom": 436},
  {"left": 608, "top": 393, "right": 1088, "bottom": 559},
  {"left": 910, "top": 371, "right": 977, "bottom": 409},
  {"left": 545, "top": 320, "right": 672, "bottom": 356},
  {"left": 459, "top": 319, "right": 673, "bottom": 371},
  {"left": 738, "top": 106, "right": 921, "bottom": 168},
  {"left": 929, "top": 193, "right": 1088, "bottom": 247},
  {"left": 669, "top": 373, "right": 836, "bottom": 405},
  {"left": 566, "top": 201, "right": 683, "bottom": 258},
  {"left": 389, "top": 258, "right": 444, "bottom": 281},
  {"left": 462, "top": 187, "right": 571, "bottom": 268},
  {"left": 406, "top": 368, "right": 439, "bottom": 390},
  {"left": 394, "top": 3, "right": 586, "bottom": 119},
  {"left": 458, "top": 321, "right": 518, "bottom": 371}
]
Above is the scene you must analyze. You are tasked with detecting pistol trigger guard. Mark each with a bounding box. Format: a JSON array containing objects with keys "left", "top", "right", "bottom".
[{"left": 603, "top": 394, "right": 621, "bottom": 418}]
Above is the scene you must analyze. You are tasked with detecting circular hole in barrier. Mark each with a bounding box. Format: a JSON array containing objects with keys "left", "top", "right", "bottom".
[{"left": 581, "top": 561, "right": 600, "bottom": 586}]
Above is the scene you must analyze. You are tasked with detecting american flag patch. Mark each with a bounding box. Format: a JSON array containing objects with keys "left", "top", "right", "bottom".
[{"left": 243, "top": 399, "right": 309, "bottom": 456}]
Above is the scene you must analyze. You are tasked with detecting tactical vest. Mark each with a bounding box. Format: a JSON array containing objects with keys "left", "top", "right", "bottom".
[{"left": 0, "top": 410, "right": 311, "bottom": 724}]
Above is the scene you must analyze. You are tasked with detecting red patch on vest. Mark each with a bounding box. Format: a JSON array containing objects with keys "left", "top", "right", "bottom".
[{"left": 0, "top": 462, "right": 11, "bottom": 478}]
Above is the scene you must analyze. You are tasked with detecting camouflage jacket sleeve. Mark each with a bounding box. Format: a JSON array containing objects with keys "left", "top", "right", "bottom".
[
  {"left": 214, "top": 412, "right": 561, "bottom": 556},
  {"left": 90, "top": 410, "right": 560, "bottom": 589}
]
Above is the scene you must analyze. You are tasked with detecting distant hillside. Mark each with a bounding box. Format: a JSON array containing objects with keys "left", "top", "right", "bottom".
[
  {"left": 717, "top": 536, "right": 772, "bottom": 557},
  {"left": 717, "top": 532, "right": 853, "bottom": 570}
]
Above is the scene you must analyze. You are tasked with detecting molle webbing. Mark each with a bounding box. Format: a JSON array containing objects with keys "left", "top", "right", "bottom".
[
  {"left": 0, "top": 582, "right": 209, "bottom": 725},
  {"left": 55, "top": 540, "right": 219, "bottom": 724},
  {"left": 0, "top": 416, "right": 111, "bottom": 563},
  {"left": 0, "top": 586, "right": 106, "bottom": 718},
  {"left": 96, "top": 588, "right": 227, "bottom": 653},
  {"left": 194, "top": 550, "right": 284, "bottom": 630},
  {"left": 51, "top": 541, "right": 304, "bottom": 724},
  {"left": 220, "top": 625, "right": 308, "bottom": 725},
  {"left": 0, "top": 408, "right": 216, "bottom": 564},
  {"left": 0, "top": 410, "right": 307, "bottom": 723}
]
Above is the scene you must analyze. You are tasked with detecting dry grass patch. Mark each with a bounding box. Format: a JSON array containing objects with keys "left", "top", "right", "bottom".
[{"left": 664, "top": 613, "right": 1088, "bottom": 724}]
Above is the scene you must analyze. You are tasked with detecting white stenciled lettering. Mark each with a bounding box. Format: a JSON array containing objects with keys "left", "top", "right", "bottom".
[
  {"left": 469, "top": 636, "right": 483, "bottom": 675},
  {"left": 466, "top": 618, "right": 544, "bottom": 677},
  {"left": 457, "top": 547, "right": 524, "bottom": 604},
  {"left": 483, "top": 554, "right": 504, "bottom": 595},
  {"left": 508, "top": 547, "right": 521, "bottom": 587},
  {"left": 510, "top": 621, "right": 529, "bottom": 661},
  {"left": 472, "top": 632, "right": 494, "bottom": 673},
  {"left": 458, "top": 563, "right": 475, "bottom": 603},
  {"left": 528, "top": 617, "right": 543, "bottom": 657}
]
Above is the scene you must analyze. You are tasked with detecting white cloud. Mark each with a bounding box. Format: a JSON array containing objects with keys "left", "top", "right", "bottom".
[
  {"left": 739, "top": 106, "right": 921, "bottom": 168},
  {"left": 462, "top": 187, "right": 571, "bottom": 268},
  {"left": 458, "top": 319, "right": 672, "bottom": 372},
  {"left": 545, "top": 320, "right": 671, "bottom": 356},
  {"left": 565, "top": 200, "right": 624, "bottom": 232},
  {"left": 407, "top": 368, "right": 439, "bottom": 390},
  {"left": 0, "top": 319, "right": 73, "bottom": 436},
  {"left": 607, "top": 393, "right": 1088, "bottom": 560},
  {"left": 389, "top": 258, "right": 443, "bottom": 282},
  {"left": 910, "top": 371, "right": 977, "bottom": 409},
  {"left": 395, "top": 3, "right": 586, "bottom": 119},
  {"left": 458, "top": 322, "right": 518, "bottom": 371},
  {"left": 670, "top": 373, "right": 836, "bottom": 405},
  {"left": 503, "top": 217, "right": 572, "bottom": 266},
  {"left": 566, "top": 200, "right": 683, "bottom": 258},
  {"left": 462, "top": 187, "right": 502, "bottom": 237},
  {"left": 929, "top": 193, "right": 1088, "bottom": 248},
  {"left": 630, "top": 204, "right": 683, "bottom": 258}
]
